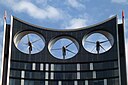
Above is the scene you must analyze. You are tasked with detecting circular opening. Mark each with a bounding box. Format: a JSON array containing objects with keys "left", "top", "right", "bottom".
[
  {"left": 14, "top": 31, "right": 45, "bottom": 54},
  {"left": 48, "top": 36, "right": 79, "bottom": 59},
  {"left": 82, "top": 31, "right": 114, "bottom": 54}
]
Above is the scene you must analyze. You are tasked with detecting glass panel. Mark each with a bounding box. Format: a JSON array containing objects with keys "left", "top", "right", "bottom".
[
  {"left": 24, "top": 80, "right": 45, "bottom": 85},
  {"left": 51, "top": 64, "right": 54, "bottom": 71},
  {"left": 74, "top": 81, "right": 78, "bottom": 85},
  {"left": 25, "top": 71, "right": 44, "bottom": 79},
  {"left": 90, "top": 63, "right": 93, "bottom": 70},
  {"left": 50, "top": 72, "right": 54, "bottom": 79},
  {"left": 9, "top": 79, "right": 21, "bottom": 85},
  {"left": 93, "top": 61, "right": 118, "bottom": 70},
  {"left": 58, "top": 81, "right": 62, "bottom": 85},
  {"left": 77, "top": 64, "right": 80, "bottom": 71},
  {"left": 32, "top": 63, "right": 36, "bottom": 70},
  {"left": 80, "top": 72, "right": 92, "bottom": 79},
  {"left": 45, "top": 81, "right": 48, "bottom": 85},
  {"left": 10, "top": 70, "right": 21, "bottom": 77},
  {"left": 45, "top": 64, "right": 49, "bottom": 71},
  {"left": 54, "top": 64, "right": 62, "bottom": 71},
  {"left": 85, "top": 80, "right": 88, "bottom": 85},
  {"left": 36, "top": 63, "right": 40, "bottom": 70},
  {"left": 49, "top": 81, "right": 58, "bottom": 85},
  {"left": 96, "top": 69, "right": 119, "bottom": 78},
  {"left": 54, "top": 72, "right": 77, "bottom": 80},
  {"left": 89, "top": 80, "right": 104, "bottom": 85},
  {"left": 21, "top": 79, "right": 24, "bottom": 85},
  {"left": 21, "top": 71, "right": 25, "bottom": 78},
  {"left": 78, "top": 81, "right": 85, "bottom": 85},
  {"left": 80, "top": 64, "right": 90, "bottom": 71},
  {"left": 63, "top": 64, "right": 77, "bottom": 71},
  {"left": 77, "top": 72, "right": 80, "bottom": 79},
  {"left": 11, "top": 62, "right": 32, "bottom": 70},
  {"left": 93, "top": 71, "right": 96, "bottom": 78},
  {"left": 104, "top": 79, "right": 107, "bottom": 85},
  {"left": 107, "top": 78, "right": 119, "bottom": 85},
  {"left": 54, "top": 64, "right": 77, "bottom": 71},
  {"left": 45, "top": 72, "right": 49, "bottom": 79},
  {"left": 24, "top": 80, "right": 34, "bottom": 85},
  {"left": 62, "top": 81, "right": 74, "bottom": 85},
  {"left": 40, "top": 63, "right": 44, "bottom": 71},
  {"left": 9, "top": 79, "right": 15, "bottom": 85}
]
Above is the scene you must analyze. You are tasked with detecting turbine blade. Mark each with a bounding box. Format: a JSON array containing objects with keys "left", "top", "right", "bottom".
[
  {"left": 66, "top": 42, "right": 73, "bottom": 48},
  {"left": 31, "top": 38, "right": 41, "bottom": 44},
  {"left": 100, "top": 40, "right": 109, "bottom": 43},
  {"left": 66, "top": 49, "right": 76, "bottom": 54},
  {"left": 51, "top": 48, "right": 62, "bottom": 50},
  {"left": 21, "top": 42, "right": 28, "bottom": 46},
  {"left": 100, "top": 45, "right": 106, "bottom": 52},
  {"left": 32, "top": 45, "right": 40, "bottom": 51},
  {"left": 27, "top": 34, "right": 30, "bottom": 42},
  {"left": 85, "top": 41, "right": 96, "bottom": 44},
  {"left": 91, "top": 46, "right": 96, "bottom": 52}
]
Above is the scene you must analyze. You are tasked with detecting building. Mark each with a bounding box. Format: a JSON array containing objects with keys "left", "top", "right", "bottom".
[{"left": 1, "top": 15, "right": 127, "bottom": 85}]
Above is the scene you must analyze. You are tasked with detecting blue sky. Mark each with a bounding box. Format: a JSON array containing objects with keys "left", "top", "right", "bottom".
[{"left": 0, "top": 0, "right": 128, "bottom": 82}]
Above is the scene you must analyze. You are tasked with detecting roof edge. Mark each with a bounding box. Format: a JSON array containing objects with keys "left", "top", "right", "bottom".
[{"left": 11, "top": 15, "right": 117, "bottom": 31}]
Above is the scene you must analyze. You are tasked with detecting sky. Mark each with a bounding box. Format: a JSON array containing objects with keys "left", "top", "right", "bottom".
[{"left": 0, "top": 0, "right": 128, "bottom": 83}]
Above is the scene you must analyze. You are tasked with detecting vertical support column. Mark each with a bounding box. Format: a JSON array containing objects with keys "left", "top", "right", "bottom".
[
  {"left": 118, "top": 24, "right": 127, "bottom": 85},
  {"left": 1, "top": 24, "right": 10, "bottom": 85}
]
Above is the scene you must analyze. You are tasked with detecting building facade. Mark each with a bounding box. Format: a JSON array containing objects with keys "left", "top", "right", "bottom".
[{"left": 1, "top": 16, "right": 127, "bottom": 85}]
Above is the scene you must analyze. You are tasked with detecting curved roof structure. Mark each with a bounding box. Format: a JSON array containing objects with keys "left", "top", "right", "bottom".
[{"left": 12, "top": 15, "right": 117, "bottom": 31}]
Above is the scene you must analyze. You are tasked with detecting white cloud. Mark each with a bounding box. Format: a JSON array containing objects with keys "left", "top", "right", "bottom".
[
  {"left": 1, "top": 0, "right": 63, "bottom": 20},
  {"left": 111, "top": 0, "right": 127, "bottom": 3},
  {"left": 65, "top": 18, "right": 87, "bottom": 29},
  {"left": 67, "top": 0, "right": 85, "bottom": 9}
]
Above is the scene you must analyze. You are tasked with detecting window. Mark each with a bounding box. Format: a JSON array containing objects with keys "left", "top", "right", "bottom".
[
  {"left": 80, "top": 64, "right": 90, "bottom": 71},
  {"left": 51, "top": 64, "right": 54, "bottom": 71},
  {"left": 45, "top": 64, "right": 49, "bottom": 71},
  {"left": 9, "top": 79, "right": 21, "bottom": 85},
  {"left": 50, "top": 72, "right": 54, "bottom": 79},
  {"left": 21, "top": 71, "right": 25, "bottom": 78},
  {"left": 85, "top": 80, "right": 88, "bottom": 85},
  {"left": 74, "top": 81, "right": 78, "bottom": 85},
  {"left": 77, "top": 72, "right": 80, "bottom": 79},
  {"left": 45, "top": 72, "right": 49, "bottom": 79},
  {"left": 58, "top": 81, "right": 62, "bottom": 85},
  {"left": 89, "top": 80, "right": 104, "bottom": 85},
  {"left": 77, "top": 64, "right": 80, "bottom": 71},
  {"left": 93, "top": 71, "right": 96, "bottom": 78},
  {"left": 32, "top": 63, "right": 36, "bottom": 70},
  {"left": 40, "top": 63, "right": 44, "bottom": 71},
  {"left": 10, "top": 70, "right": 21, "bottom": 77},
  {"left": 90, "top": 63, "right": 93, "bottom": 70}
]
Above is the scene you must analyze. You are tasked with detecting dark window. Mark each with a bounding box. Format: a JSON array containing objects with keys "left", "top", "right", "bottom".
[
  {"left": 94, "top": 61, "right": 118, "bottom": 70},
  {"left": 80, "top": 72, "right": 92, "bottom": 79},
  {"left": 80, "top": 64, "right": 90, "bottom": 71},
  {"left": 96, "top": 69, "right": 119, "bottom": 78},
  {"left": 89, "top": 80, "right": 104, "bottom": 85},
  {"left": 54, "top": 72, "right": 77, "bottom": 80},
  {"left": 108, "top": 78, "right": 119, "bottom": 85},
  {"left": 10, "top": 70, "right": 21, "bottom": 78},
  {"left": 9, "top": 78, "right": 21, "bottom": 85},
  {"left": 54, "top": 64, "right": 77, "bottom": 71}
]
